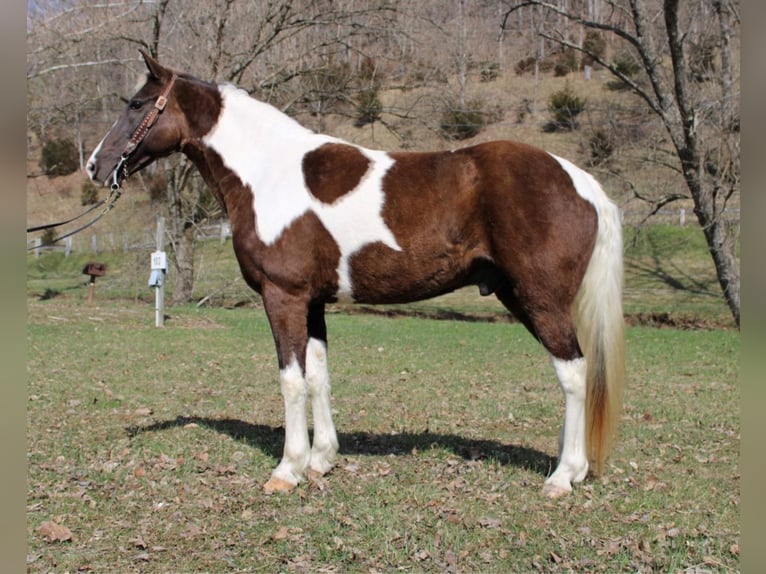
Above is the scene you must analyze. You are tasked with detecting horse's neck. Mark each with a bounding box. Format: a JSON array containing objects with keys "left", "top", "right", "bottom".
[
  {"left": 195, "top": 84, "right": 331, "bottom": 193},
  {"left": 204, "top": 84, "right": 319, "bottom": 165},
  {"left": 185, "top": 83, "right": 332, "bottom": 227}
]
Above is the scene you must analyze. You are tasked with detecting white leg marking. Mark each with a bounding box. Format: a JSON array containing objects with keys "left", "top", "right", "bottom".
[
  {"left": 544, "top": 356, "right": 589, "bottom": 496},
  {"left": 305, "top": 338, "right": 339, "bottom": 476},
  {"left": 270, "top": 358, "right": 311, "bottom": 486}
]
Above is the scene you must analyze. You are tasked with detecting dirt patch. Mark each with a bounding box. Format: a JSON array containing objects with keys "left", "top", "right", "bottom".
[
  {"left": 332, "top": 303, "right": 734, "bottom": 331},
  {"left": 624, "top": 311, "right": 735, "bottom": 331}
]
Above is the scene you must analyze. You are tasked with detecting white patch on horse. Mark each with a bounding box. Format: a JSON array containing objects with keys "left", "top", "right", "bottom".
[
  {"left": 549, "top": 153, "right": 606, "bottom": 208},
  {"left": 86, "top": 120, "right": 118, "bottom": 181},
  {"left": 314, "top": 147, "right": 400, "bottom": 294},
  {"left": 203, "top": 84, "right": 401, "bottom": 298}
]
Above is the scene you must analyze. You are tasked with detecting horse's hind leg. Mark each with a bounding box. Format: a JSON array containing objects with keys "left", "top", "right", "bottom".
[
  {"left": 545, "top": 353, "right": 589, "bottom": 497},
  {"left": 496, "top": 288, "right": 588, "bottom": 498},
  {"left": 305, "top": 304, "right": 339, "bottom": 479}
]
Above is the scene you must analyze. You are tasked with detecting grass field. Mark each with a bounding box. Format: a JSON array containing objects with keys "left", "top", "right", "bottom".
[{"left": 26, "top": 221, "right": 740, "bottom": 572}]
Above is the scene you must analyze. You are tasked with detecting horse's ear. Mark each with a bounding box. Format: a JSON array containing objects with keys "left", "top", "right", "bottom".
[{"left": 139, "top": 49, "right": 170, "bottom": 81}]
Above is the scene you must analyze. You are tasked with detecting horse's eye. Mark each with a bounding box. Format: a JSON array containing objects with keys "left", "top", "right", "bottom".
[{"left": 129, "top": 99, "right": 143, "bottom": 110}]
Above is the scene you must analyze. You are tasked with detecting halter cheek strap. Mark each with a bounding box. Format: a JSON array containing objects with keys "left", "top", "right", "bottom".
[{"left": 112, "top": 73, "right": 179, "bottom": 190}]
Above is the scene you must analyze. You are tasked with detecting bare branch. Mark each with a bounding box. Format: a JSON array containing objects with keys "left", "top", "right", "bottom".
[{"left": 29, "top": 58, "right": 130, "bottom": 79}]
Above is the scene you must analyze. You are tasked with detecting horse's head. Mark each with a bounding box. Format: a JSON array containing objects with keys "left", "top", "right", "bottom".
[{"left": 87, "top": 50, "right": 186, "bottom": 188}]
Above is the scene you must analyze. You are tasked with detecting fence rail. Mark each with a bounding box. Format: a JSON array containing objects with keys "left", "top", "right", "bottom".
[
  {"left": 28, "top": 210, "right": 738, "bottom": 257},
  {"left": 27, "top": 221, "right": 232, "bottom": 257}
]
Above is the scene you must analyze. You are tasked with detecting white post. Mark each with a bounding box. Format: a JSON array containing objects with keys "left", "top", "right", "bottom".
[{"left": 155, "top": 217, "right": 165, "bottom": 327}]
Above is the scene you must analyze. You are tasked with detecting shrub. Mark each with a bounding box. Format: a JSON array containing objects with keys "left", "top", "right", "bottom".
[
  {"left": 613, "top": 49, "right": 641, "bottom": 78},
  {"left": 588, "top": 129, "right": 615, "bottom": 165},
  {"left": 144, "top": 171, "right": 167, "bottom": 203},
  {"left": 582, "top": 31, "right": 607, "bottom": 66},
  {"left": 538, "top": 59, "right": 555, "bottom": 73},
  {"left": 81, "top": 179, "right": 99, "bottom": 206},
  {"left": 440, "top": 100, "right": 486, "bottom": 140},
  {"left": 553, "top": 48, "right": 578, "bottom": 77},
  {"left": 41, "top": 228, "right": 58, "bottom": 246},
  {"left": 547, "top": 84, "right": 586, "bottom": 131},
  {"left": 607, "top": 49, "right": 643, "bottom": 91},
  {"left": 689, "top": 34, "right": 717, "bottom": 82},
  {"left": 358, "top": 56, "right": 383, "bottom": 84},
  {"left": 480, "top": 61, "right": 500, "bottom": 82},
  {"left": 514, "top": 56, "right": 536, "bottom": 76},
  {"left": 353, "top": 87, "right": 383, "bottom": 127},
  {"left": 41, "top": 138, "right": 79, "bottom": 176}
]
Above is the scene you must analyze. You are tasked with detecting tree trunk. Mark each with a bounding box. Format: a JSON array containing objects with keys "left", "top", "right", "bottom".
[
  {"left": 165, "top": 158, "right": 198, "bottom": 305},
  {"left": 172, "top": 224, "right": 196, "bottom": 305},
  {"left": 664, "top": 0, "right": 740, "bottom": 326}
]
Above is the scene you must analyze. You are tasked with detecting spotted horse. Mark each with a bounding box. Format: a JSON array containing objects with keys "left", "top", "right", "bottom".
[{"left": 87, "top": 51, "right": 625, "bottom": 498}]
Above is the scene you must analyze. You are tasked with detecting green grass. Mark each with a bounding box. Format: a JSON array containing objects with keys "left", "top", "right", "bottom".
[
  {"left": 622, "top": 224, "right": 735, "bottom": 326},
  {"left": 26, "top": 222, "right": 738, "bottom": 571},
  {"left": 27, "top": 299, "right": 739, "bottom": 573}
]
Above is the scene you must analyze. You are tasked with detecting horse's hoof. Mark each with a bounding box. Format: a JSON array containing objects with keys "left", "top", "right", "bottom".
[
  {"left": 541, "top": 483, "right": 572, "bottom": 499},
  {"left": 263, "top": 476, "right": 297, "bottom": 494}
]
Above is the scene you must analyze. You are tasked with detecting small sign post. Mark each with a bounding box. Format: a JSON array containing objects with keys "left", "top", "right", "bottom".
[{"left": 149, "top": 217, "right": 166, "bottom": 327}]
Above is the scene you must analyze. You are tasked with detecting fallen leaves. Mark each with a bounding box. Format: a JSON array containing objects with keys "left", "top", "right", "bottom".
[{"left": 37, "top": 520, "right": 72, "bottom": 543}]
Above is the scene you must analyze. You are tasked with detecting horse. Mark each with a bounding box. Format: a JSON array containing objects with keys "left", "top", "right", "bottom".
[{"left": 87, "top": 50, "right": 625, "bottom": 498}]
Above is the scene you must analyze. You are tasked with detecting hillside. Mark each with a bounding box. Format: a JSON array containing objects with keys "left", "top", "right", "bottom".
[
  {"left": 27, "top": 65, "right": 695, "bottom": 233},
  {"left": 26, "top": 64, "right": 736, "bottom": 328}
]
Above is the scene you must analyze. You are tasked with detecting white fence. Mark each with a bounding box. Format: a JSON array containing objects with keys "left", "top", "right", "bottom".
[
  {"left": 28, "top": 221, "right": 232, "bottom": 257},
  {"left": 29, "top": 209, "right": 739, "bottom": 257}
]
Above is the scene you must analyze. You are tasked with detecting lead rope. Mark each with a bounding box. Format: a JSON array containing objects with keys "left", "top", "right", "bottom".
[{"left": 26, "top": 186, "right": 122, "bottom": 250}]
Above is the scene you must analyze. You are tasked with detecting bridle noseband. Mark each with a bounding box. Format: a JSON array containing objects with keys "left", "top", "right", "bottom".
[{"left": 111, "top": 73, "right": 179, "bottom": 191}]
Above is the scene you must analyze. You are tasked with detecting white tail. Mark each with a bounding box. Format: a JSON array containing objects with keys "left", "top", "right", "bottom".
[
  {"left": 551, "top": 154, "right": 626, "bottom": 475},
  {"left": 573, "top": 178, "right": 625, "bottom": 474}
]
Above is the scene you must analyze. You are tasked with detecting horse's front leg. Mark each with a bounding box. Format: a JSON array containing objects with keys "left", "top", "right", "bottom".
[
  {"left": 261, "top": 288, "right": 313, "bottom": 494},
  {"left": 305, "top": 303, "right": 339, "bottom": 478}
]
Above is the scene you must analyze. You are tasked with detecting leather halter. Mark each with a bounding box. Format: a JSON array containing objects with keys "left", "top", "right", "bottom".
[{"left": 111, "top": 73, "right": 179, "bottom": 190}]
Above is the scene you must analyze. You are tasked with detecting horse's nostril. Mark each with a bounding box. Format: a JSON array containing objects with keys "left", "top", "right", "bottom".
[{"left": 86, "top": 160, "right": 96, "bottom": 175}]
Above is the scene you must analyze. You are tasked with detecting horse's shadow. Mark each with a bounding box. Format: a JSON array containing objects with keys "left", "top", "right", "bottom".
[{"left": 127, "top": 416, "right": 556, "bottom": 478}]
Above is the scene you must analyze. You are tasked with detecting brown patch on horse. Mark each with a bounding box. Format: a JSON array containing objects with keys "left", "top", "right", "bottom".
[
  {"left": 347, "top": 149, "right": 491, "bottom": 303},
  {"left": 176, "top": 75, "right": 222, "bottom": 138},
  {"left": 302, "top": 143, "right": 370, "bottom": 204}
]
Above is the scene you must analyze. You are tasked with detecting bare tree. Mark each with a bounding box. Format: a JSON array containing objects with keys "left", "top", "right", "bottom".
[{"left": 501, "top": 0, "right": 740, "bottom": 326}]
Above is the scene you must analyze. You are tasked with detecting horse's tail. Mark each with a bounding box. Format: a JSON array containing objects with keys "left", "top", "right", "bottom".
[{"left": 570, "top": 166, "right": 626, "bottom": 476}]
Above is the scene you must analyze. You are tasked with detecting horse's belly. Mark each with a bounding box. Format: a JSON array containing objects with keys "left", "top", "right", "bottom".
[{"left": 343, "top": 240, "right": 483, "bottom": 304}]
